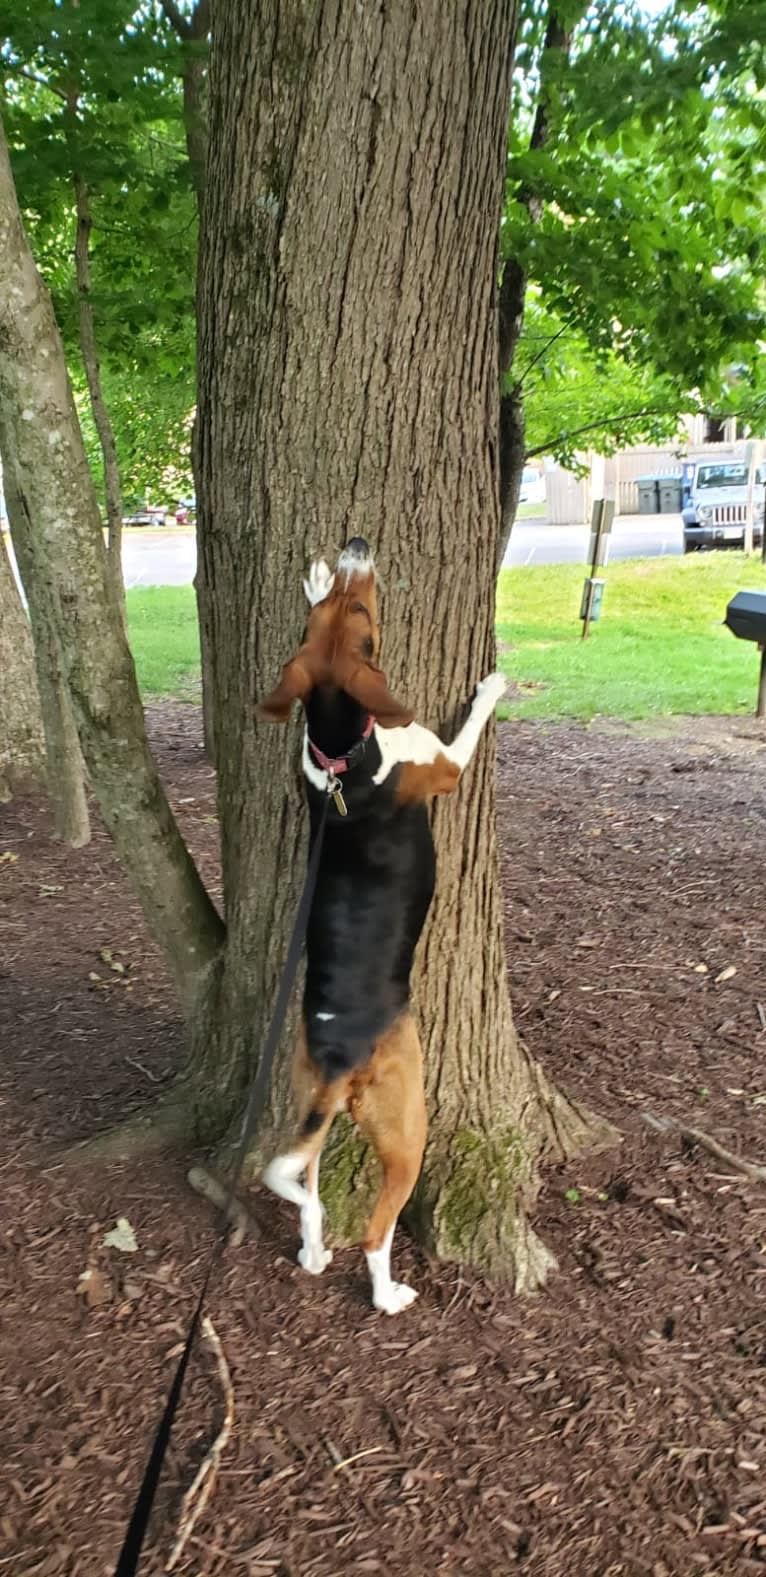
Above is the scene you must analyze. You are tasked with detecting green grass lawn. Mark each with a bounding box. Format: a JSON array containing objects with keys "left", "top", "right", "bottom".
[
  {"left": 497, "top": 553, "right": 766, "bottom": 720},
  {"left": 126, "top": 586, "right": 201, "bottom": 696},
  {"left": 127, "top": 553, "right": 766, "bottom": 722}
]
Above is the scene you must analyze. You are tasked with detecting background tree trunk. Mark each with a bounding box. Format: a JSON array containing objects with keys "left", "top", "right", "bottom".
[
  {"left": 196, "top": 0, "right": 615, "bottom": 1284},
  {"left": 497, "top": 6, "right": 575, "bottom": 565},
  {"left": 0, "top": 519, "right": 45, "bottom": 801},
  {"left": 0, "top": 115, "right": 223, "bottom": 1015},
  {"left": 161, "top": 0, "right": 217, "bottom": 763},
  {"left": 73, "top": 173, "right": 126, "bottom": 612},
  {"left": 0, "top": 422, "right": 91, "bottom": 846}
]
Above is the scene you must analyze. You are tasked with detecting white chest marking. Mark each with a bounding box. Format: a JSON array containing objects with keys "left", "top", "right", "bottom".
[
  {"left": 372, "top": 672, "right": 507, "bottom": 785},
  {"left": 301, "top": 674, "right": 507, "bottom": 794}
]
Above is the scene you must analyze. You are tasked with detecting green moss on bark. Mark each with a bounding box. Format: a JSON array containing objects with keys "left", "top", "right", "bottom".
[
  {"left": 431, "top": 1125, "right": 528, "bottom": 1263},
  {"left": 317, "top": 1116, "right": 380, "bottom": 1246}
]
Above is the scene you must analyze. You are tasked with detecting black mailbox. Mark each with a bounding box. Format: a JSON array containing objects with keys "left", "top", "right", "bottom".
[
  {"left": 724, "top": 590, "right": 766, "bottom": 644},
  {"left": 724, "top": 590, "right": 766, "bottom": 717}
]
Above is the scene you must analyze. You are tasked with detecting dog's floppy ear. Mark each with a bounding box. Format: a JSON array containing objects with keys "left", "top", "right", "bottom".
[
  {"left": 256, "top": 652, "right": 317, "bottom": 722},
  {"left": 336, "top": 658, "right": 414, "bottom": 729}
]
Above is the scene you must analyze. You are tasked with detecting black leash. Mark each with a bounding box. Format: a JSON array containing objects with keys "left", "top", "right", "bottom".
[{"left": 114, "top": 794, "right": 330, "bottom": 1576}]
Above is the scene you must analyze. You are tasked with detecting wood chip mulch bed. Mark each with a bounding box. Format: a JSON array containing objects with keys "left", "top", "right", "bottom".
[{"left": 1, "top": 704, "right": 766, "bottom": 1575}]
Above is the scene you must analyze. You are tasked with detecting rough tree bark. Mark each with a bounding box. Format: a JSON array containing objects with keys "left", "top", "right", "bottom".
[
  {"left": 161, "top": 0, "right": 217, "bottom": 763},
  {"left": 195, "top": 0, "right": 615, "bottom": 1284},
  {"left": 0, "top": 516, "right": 45, "bottom": 801},
  {"left": 497, "top": 5, "right": 575, "bottom": 568},
  {"left": 0, "top": 115, "right": 223, "bottom": 1019},
  {"left": 0, "top": 421, "right": 90, "bottom": 846},
  {"left": 72, "top": 170, "right": 126, "bottom": 612}
]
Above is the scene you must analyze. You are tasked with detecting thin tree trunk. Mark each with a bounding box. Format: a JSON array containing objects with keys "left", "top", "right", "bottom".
[
  {"left": 161, "top": 0, "right": 217, "bottom": 762},
  {"left": 195, "top": 0, "right": 615, "bottom": 1284},
  {"left": 497, "top": 6, "right": 576, "bottom": 565},
  {"left": 73, "top": 172, "right": 126, "bottom": 611},
  {"left": 0, "top": 115, "right": 223, "bottom": 1012},
  {"left": 0, "top": 422, "right": 91, "bottom": 846},
  {"left": 0, "top": 518, "right": 45, "bottom": 801}
]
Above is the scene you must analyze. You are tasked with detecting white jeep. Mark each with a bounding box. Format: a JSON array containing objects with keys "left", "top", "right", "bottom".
[{"left": 683, "top": 460, "right": 764, "bottom": 552}]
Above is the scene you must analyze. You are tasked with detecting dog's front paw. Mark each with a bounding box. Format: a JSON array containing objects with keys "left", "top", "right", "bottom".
[
  {"left": 475, "top": 671, "right": 508, "bottom": 706},
  {"left": 373, "top": 1282, "right": 418, "bottom": 1315},
  {"left": 303, "top": 559, "right": 335, "bottom": 607},
  {"left": 298, "top": 1244, "right": 333, "bottom": 1275}
]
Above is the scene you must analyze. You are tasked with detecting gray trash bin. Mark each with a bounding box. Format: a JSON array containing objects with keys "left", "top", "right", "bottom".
[
  {"left": 637, "top": 478, "right": 659, "bottom": 514},
  {"left": 658, "top": 478, "right": 682, "bottom": 513}
]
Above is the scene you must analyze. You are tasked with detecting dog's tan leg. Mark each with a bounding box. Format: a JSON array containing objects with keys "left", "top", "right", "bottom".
[{"left": 351, "top": 1014, "right": 427, "bottom": 1314}]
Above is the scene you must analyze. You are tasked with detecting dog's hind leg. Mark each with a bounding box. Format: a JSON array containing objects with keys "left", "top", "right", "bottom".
[
  {"left": 262, "top": 1029, "right": 344, "bottom": 1275},
  {"left": 298, "top": 1149, "right": 333, "bottom": 1275},
  {"left": 351, "top": 1014, "right": 427, "bottom": 1315},
  {"left": 262, "top": 1127, "right": 335, "bottom": 1275}
]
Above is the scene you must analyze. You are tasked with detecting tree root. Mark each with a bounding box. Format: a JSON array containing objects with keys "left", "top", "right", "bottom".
[
  {"left": 187, "top": 1165, "right": 258, "bottom": 1244},
  {"left": 642, "top": 1111, "right": 766, "bottom": 1181},
  {"left": 519, "top": 1036, "right": 621, "bottom": 1163},
  {"left": 511, "top": 1215, "right": 559, "bottom": 1296},
  {"left": 60, "top": 1087, "right": 191, "bottom": 1163}
]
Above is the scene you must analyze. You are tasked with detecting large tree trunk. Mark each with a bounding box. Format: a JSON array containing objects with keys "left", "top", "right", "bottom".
[
  {"left": 0, "top": 423, "right": 91, "bottom": 846},
  {"left": 195, "top": 0, "right": 614, "bottom": 1284},
  {"left": 0, "top": 517, "right": 45, "bottom": 801},
  {"left": 73, "top": 173, "right": 126, "bottom": 612},
  {"left": 0, "top": 115, "right": 223, "bottom": 1015}
]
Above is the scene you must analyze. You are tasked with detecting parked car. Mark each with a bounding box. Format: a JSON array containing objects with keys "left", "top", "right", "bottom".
[
  {"left": 519, "top": 466, "right": 546, "bottom": 506},
  {"left": 122, "top": 504, "right": 168, "bottom": 528},
  {"left": 175, "top": 497, "right": 196, "bottom": 525},
  {"left": 683, "top": 460, "right": 764, "bottom": 551}
]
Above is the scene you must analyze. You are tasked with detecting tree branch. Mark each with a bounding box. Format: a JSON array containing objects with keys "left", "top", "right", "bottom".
[
  {"left": 191, "top": 0, "right": 211, "bottom": 39},
  {"left": 515, "top": 320, "right": 573, "bottom": 387},
  {"left": 161, "top": 0, "right": 210, "bottom": 42},
  {"left": 499, "top": 6, "right": 573, "bottom": 381},
  {"left": 159, "top": 0, "right": 192, "bottom": 40},
  {"left": 498, "top": 6, "right": 576, "bottom": 540},
  {"left": 525, "top": 406, "right": 680, "bottom": 459},
  {"left": 6, "top": 65, "right": 67, "bottom": 102}
]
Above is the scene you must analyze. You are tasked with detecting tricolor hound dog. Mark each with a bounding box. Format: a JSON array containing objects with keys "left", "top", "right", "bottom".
[{"left": 258, "top": 537, "right": 506, "bottom": 1314}]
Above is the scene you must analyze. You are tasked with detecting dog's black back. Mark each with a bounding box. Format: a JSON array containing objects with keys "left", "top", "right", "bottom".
[{"left": 303, "top": 700, "right": 435, "bottom": 1083}]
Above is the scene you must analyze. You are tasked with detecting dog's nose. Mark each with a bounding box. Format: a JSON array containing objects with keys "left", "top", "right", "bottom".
[{"left": 337, "top": 537, "right": 374, "bottom": 579}]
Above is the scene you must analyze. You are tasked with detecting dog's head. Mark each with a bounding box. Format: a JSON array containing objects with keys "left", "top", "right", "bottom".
[{"left": 256, "top": 537, "right": 413, "bottom": 728}]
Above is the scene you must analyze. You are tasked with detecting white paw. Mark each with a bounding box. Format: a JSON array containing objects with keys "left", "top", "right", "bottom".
[
  {"left": 475, "top": 671, "right": 507, "bottom": 706},
  {"left": 374, "top": 1282, "right": 418, "bottom": 1315},
  {"left": 298, "top": 1244, "right": 333, "bottom": 1275},
  {"left": 303, "top": 559, "right": 335, "bottom": 606}
]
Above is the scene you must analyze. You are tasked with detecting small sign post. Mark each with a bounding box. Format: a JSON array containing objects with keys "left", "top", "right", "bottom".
[{"left": 581, "top": 495, "right": 614, "bottom": 639}]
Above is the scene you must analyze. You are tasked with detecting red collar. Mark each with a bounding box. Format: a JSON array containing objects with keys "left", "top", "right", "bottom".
[{"left": 308, "top": 714, "right": 374, "bottom": 776}]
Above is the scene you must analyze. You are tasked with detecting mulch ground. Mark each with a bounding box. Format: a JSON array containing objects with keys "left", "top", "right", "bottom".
[{"left": 2, "top": 704, "right": 766, "bottom": 1577}]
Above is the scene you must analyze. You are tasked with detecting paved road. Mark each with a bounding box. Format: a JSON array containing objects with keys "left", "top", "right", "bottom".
[
  {"left": 503, "top": 512, "right": 684, "bottom": 568},
  {"left": 121, "top": 528, "right": 198, "bottom": 589},
  {"left": 4, "top": 514, "right": 685, "bottom": 591}
]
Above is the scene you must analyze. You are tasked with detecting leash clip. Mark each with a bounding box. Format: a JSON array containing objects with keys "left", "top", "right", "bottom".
[{"left": 326, "top": 773, "right": 348, "bottom": 817}]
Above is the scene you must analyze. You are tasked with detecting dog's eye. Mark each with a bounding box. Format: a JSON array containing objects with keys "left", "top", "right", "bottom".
[{"left": 351, "top": 601, "right": 367, "bottom": 616}]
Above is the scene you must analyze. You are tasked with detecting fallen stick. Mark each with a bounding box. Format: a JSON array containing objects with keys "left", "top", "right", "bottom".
[
  {"left": 166, "top": 1316, "right": 234, "bottom": 1572},
  {"left": 187, "top": 1165, "right": 257, "bottom": 1246},
  {"left": 642, "top": 1112, "right": 766, "bottom": 1182}
]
